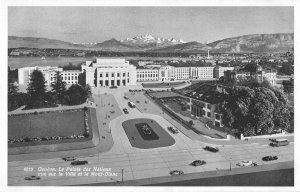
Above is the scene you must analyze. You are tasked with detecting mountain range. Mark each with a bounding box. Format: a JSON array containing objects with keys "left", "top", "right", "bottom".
[{"left": 8, "top": 33, "right": 294, "bottom": 53}]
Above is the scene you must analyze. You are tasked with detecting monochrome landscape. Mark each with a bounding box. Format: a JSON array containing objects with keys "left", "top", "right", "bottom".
[{"left": 7, "top": 6, "right": 294, "bottom": 187}]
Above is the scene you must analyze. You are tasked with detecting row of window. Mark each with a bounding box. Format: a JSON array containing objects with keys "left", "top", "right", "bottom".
[
  {"left": 50, "top": 76, "right": 78, "bottom": 81},
  {"left": 137, "top": 74, "right": 158, "bottom": 78},
  {"left": 99, "top": 72, "right": 129, "bottom": 78}
]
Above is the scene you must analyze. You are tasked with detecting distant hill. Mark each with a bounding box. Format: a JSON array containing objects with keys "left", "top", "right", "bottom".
[
  {"left": 8, "top": 33, "right": 294, "bottom": 53},
  {"left": 8, "top": 36, "right": 85, "bottom": 49},
  {"left": 148, "top": 41, "right": 210, "bottom": 53},
  {"left": 207, "top": 33, "right": 294, "bottom": 53},
  {"left": 91, "top": 38, "right": 140, "bottom": 52}
]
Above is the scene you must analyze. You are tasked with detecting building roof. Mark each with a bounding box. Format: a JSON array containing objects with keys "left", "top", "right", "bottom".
[{"left": 185, "top": 84, "right": 226, "bottom": 104}]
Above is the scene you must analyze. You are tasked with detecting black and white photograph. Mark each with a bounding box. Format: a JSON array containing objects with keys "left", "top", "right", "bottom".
[{"left": 1, "top": 0, "right": 298, "bottom": 191}]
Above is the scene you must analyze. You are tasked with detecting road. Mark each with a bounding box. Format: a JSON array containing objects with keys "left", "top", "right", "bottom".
[{"left": 7, "top": 85, "right": 294, "bottom": 186}]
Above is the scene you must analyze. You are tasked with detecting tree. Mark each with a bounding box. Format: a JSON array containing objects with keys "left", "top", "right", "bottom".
[
  {"left": 244, "top": 63, "right": 260, "bottom": 75},
  {"left": 64, "top": 84, "right": 89, "bottom": 105},
  {"left": 278, "top": 63, "right": 293, "bottom": 75},
  {"left": 50, "top": 71, "right": 66, "bottom": 103},
  {"left": 282, "top": 78, "right": 294, "bottom": 95},
  {"left": 25, "top": 70, "right": 57, "bottom": 109},
  {"left": 8, "top": 82, "right": 18, "bottom": 96},
  {"left": 27, "top": 70, "right": 46, "bottom": 100},
  {"left": 78, "top": 71, "right": 86, "bottom": 87},
  {"left": 8, "top": 67, "right": 18, "bottom": 83},
  {"left": 84, "top": 84, "right": 92, "bottom": 98},
  {"left": 220, "top": 86, "right": 291, "bottom": 136}
]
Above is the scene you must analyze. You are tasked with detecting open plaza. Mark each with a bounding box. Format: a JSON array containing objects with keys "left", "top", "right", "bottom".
[{"left": 7, "top": 81, "right": 294, "bottom": 186}]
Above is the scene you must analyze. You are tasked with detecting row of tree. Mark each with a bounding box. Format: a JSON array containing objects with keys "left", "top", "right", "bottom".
[{"left": 8, "top": 70, "right": 91, "bottom": 111}]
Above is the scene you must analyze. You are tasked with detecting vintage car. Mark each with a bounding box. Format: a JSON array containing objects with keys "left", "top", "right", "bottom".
[
  {"left": 203, "top": 146, "right": 219, "bottom": 153},
  {"left": 262, "top": 156, "right": 278, "bottom": 161},
  {"left": 190, "top": 160, "right": 206, "bottom": 166},
  {"left": 71, "top": 160, "right": 88, "bottom": 166},
  {"left": 236, "top": 160, "right": 255, "bottom": 167},
  {"left": 170, "top": 170, "right": 184, "bottom": 175},
  {"left": 24, "top": 176, "right": 41, "bottom": 180},
  {"left": 62, "top": 157, "right": 76, "bottom": 161},
  {"left": 168, "top": 126, "right": 179, "bottom": 134}
]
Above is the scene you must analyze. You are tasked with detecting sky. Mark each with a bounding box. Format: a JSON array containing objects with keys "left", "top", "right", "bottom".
[{"left": 8, "top": 7, "right": 294, "bottom": 44}]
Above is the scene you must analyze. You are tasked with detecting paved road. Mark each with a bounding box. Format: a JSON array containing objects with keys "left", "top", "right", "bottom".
[
  {"left": 7, "top": 85, "right": 294, "bottom": 186},
  {"left": 80, "top": 161, "right": 294, "bottom": 186}
]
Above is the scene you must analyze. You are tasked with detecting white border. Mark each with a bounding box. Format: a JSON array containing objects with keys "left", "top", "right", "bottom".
[{"left": 1, "top": 0, "right": 298, "bottom": 192}]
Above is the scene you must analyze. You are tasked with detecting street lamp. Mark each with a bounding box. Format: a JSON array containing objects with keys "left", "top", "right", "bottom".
[{"left": 121, "top": 169, "right": 124, "bottom": 183}]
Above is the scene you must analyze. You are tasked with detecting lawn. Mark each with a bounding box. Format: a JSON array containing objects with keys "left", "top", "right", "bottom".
[
  {"left": 142, "top": 81, "right": 186, "bottom": 88},
  {"left": 122, "top": 118, "right": 175, "bottom": 149},
  {"left": 8, "top": 110, "right": 85, "bottom": 140},
  {"left": 148, "top": 91, "right": 183, "bottom": 99}
]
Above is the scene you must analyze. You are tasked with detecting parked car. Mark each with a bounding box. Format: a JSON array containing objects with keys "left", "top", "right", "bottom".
[
  {"left": 170, "top": 170, "right": 184, "bottom": 175},
  {"left": 203, "top": 146, "right": 219, "bottom": 153},
  {"left": 168, "top": 126, "right": 179, "bottom": 134},
  {"left": 190, "top": 160, "right": 206, "bottom": 166},
  {"left": 24, "top": 176, "right": 40, "bottom": 180},
  {"left": 123, "top": 108, "right": 129, "bottom": 114},
  {"left": 124, "top": 96, "right": 129, "bottom": 100},
  {"left": 236, "top": 160, "right": 254, "bottom": 167},
  {"left": 109, "top": 86, "right": 118, "bottom": 89},
  {"left": 62, "top": 157, "right": 76, "bottom": 161},
  {"left": 262, "top": 156, "right": 278, "bottom": 161},
  {"left": 71, "top": 160, "right": 88, "bottom": 166}
]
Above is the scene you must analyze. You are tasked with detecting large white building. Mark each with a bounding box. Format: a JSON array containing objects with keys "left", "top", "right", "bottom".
[
  {"left": 82, "top": 58, "right": 136, "bottom": 87},
  {"left": 190, "top": 67, "right": 215, "bottom": 79},
  {"left": 18, "top": 66, "right": 81, "bottom": 86}
]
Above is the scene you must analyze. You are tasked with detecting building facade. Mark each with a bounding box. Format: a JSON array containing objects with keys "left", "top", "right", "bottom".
[
  {"left": 18, "top": 66, "right": 81, "bottom": 86},
  {"left": 186, "top": 96, "right": 223, "bottom": 127},
  {"left": 82, "top": 58, "right": 137, "bottom": 87}
]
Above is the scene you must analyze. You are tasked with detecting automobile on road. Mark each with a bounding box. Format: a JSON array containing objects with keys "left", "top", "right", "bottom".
[
  {"left": 123, "top": 108, "right": 129, "bottom": 114},
  {"left": 170, "top": 170, "right": 184, "bottom": 175},
  {"left": 124, "top": 96, "right": 129, "bottom": 100},
  {"left": 168, "top": 126, "right": 179, "bottom": 134},
  {"left": 269, "top": 139, "right": 289, "bottom": 147},
  {"left": 128, "top": 102, "right": 136, "bottom": 108},
  {"left": 262, "top": 156, "right": 278, "bottom": 161},
  {"left": 24, "top": 176, "right": 40, "bottom": 180},
  {"left": 203, "top": 146, "right": 219, "bottom": 153},
  {"left": 62, "top": 157, "right": 76, "bottom": 161},
  {"left": 190, "top": 160, "right": 206, "bottom": 166},
  {"left": 236, "top": 160, "right": 255, "bottom": 167},
  {"left": 71, "top": 160, "right": 88, "bottom": 166}
]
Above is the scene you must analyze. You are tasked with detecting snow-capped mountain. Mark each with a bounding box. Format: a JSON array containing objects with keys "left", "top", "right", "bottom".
[{"left": 120, "top": 34, "right": 186, "bottom": 49}]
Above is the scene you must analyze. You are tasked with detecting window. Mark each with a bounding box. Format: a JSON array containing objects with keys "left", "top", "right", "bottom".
[
  {"left": 207, "top": 104, "right": 211, "bottom": 109},
  {"left": 215, "top": 114, "right": 220, "bottom": 120},
  {"left": 111, "top": 73, "right": 114, "bottom": 77},
  {"left": 99, "top": 73, "right": 103, "bottom": 78},
  {"left": 207, "top": 112, "right": 211, "bottom": 118},
  {"left": 123, "top": 73, "right": 125, "bottom": 77},
  {"left": 106, "top": 73, "right": 109, "bottom": 77},
  {"left": 117, "top": 73, "right": 120, "bottom": 77}
]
